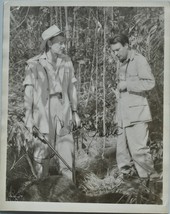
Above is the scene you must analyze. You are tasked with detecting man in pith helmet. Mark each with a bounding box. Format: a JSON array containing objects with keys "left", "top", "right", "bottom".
[{"left": 23, "top": 25, "right": 81, "bottom": 180}]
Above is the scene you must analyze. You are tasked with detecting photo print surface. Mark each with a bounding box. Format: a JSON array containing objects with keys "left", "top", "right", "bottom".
[{"left": 0, "top": 1, "right": 169, "bottom": 213}]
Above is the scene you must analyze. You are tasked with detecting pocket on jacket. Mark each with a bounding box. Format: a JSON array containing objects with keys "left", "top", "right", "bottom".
[
  {"left": 128, "top": 75, "right": 138, "bottom": 82},
  {"left": 128, "top": 105, "right": 152, "bottom": 124},
  {"left": 128, "top": 95, "right": 148, "bottom": 107}
]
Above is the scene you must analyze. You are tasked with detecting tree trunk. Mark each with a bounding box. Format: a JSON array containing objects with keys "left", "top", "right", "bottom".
[
  {"left": 64, "top": 7, "right": 69, "bottom": 53},
  {"left": 76, "top": 18, "right": 79, "bottom": 50},
  {"left": 86, "top": 9, "right": 91, "bottom": 57},
  {"left": 85, "top": 38, "right": 96, "bottom": 108},
  {"left": 60, "top": 7, "right": 62, "bottom": 30},
  {"left": 111, "top": 7, "right": 114, "bottom": 27},
  {"left": 73, "top": 7, "right": 76, "bottom": 47},
  {"left": 78, "top": 63, "right": 81, "bottom": 102},
  {"left": 54, "top": 7, "right": 59, "bottom": 26},
  {"left": 95, "top": 8, "right": 99, "bottom": 130},
  {"left": 102, "top": 7, "right": 106, "bottom": 152},
  {"left": 50, "top": 7, "right": 53, "bottom": 26}
]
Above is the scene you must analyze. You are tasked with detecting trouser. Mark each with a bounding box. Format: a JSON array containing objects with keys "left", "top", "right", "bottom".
[
  {"left": 32, "top": 135, "right": 74, "bottom": 180},
  {"left": 32, "top": 94, "right": 74, "bottom": 180},
  {"left": 116, "top": 123, "right": 154, "bottom": 178}
]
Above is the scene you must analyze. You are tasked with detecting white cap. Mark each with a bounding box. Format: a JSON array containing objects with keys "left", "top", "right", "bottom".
[{"left": 42, "top": 25, "right": 62, "bottom": 41}]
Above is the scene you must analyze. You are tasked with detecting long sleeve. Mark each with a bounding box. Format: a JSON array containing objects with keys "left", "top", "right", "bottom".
[
  {"left": 127, "top": 55, "right": 155, "bottom": 93},
  {"left": 68, "top": 61, "right": 78, "bottom": 111},
  {"left": 23, "top": 65, "right": 34, "bottom": 130}
]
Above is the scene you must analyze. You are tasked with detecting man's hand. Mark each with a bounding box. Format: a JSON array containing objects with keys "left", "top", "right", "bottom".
[
  {"left": 72, "top": 111, "right": 81, "bottom": 130},
  {"left": 117, "top": 81, "right": 127, "bottom": 92},
  {"left": 25, "top": 120, "right": 38, "bottom": 142}
]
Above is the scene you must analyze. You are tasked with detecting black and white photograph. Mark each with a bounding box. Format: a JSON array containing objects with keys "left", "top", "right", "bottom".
[{"left": 0, "top": 0, "right": 169, "bottom": 213}]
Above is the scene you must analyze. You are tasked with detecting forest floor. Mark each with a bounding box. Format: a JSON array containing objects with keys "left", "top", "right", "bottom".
[
  {"left": 6, "top": 131, "right": 163, "bottom": 204},
  {"left": 74, "top": 132, "right": 163, "bottom": 204}
]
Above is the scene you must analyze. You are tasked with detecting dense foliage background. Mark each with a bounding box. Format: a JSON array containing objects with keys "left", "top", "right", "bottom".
[{"left": 7, "top": 6, "right": 164, "bottom": 203}]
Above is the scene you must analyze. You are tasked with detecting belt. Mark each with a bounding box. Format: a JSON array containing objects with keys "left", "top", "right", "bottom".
[
  {"left": 50, "top": 92, "right": 62, "bottom": 99},
  {"left": 120, "top": 90, "right": 146, "bottom": 97},
  {"left": 120, "top": 89, "right": 127, "bottom": 93},
  {"left": 129, "top": 91, "right": 146, "bottom": 96}
]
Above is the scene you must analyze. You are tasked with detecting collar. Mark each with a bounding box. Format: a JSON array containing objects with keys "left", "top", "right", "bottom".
[
  {"left": 127, "top": 49, "right": 135, "bottom": 61},
  {"left": 117, "top": 49, "right": 135, "bottom": 68},
  {"left": 38, "top": 52, "right": 52, "bottom": 67},
  {"left": 39, "top": 52, "right": 63, "bottom": 66},
  {"left": 39, "top": 52, "right": 47, "bottom": 59},
  {"left": 119, "top": 50, "right": 135, "bottom": 66}
]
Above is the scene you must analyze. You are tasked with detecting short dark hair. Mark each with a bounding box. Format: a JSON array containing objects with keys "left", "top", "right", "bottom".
[{"left": 108, "top": 34, "right": 129, "bottom": 46}]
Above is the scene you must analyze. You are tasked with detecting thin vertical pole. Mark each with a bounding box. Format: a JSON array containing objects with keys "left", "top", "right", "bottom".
[{"left": 102, "top": 7, "right": 106, "bottom": 157}]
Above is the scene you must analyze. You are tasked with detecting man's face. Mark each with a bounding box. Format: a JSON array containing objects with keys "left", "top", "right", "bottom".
[
  {"left": 110, "top": 42, "right": 128, "bottom": 62},
  {"left": 50, "top": 36, "right": 66, "bottom": 55}
]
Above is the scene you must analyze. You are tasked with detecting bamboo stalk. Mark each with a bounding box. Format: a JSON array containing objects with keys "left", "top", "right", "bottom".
[
  {"left": 73, "top": 8, "right": 76, "bottom": 47},
  {"left": 95, "top": 8, "right": 99, "bottom": 130},
  {"left": 9, "top": 154, "right": 26, "bottom": 171},
  {"left": 54, "top": 7, "right": 59, "bottom": 26},
  {"left": 60, "top": 7, "right": 62, "bottom": 31},
  {"left": 50, "top": 7, "right": 53, "bottom": 26},
  {"left": 102, "top": 7, "right": 106, "bottom": 157},
  {"left": 64, "top": 7, "right": 69, "bottom": 53}
]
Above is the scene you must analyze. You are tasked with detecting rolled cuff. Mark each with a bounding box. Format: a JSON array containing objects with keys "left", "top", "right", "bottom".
[
  {"left": 72, "top": 77, "right": 77, "bottom": 83},
  {"left": 23, "top": 75, "right": 34, "bottom": 86}
]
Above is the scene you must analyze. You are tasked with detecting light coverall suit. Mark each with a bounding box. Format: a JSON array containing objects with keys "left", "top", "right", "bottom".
[
  {"left": 23, "top": 52, "right": 77, "bottom": 180},
  {"left": 116, "top": 50, "right": 155, "bottom": 178}
]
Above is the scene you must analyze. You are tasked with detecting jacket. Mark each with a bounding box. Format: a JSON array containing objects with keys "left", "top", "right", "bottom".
[{"left": 116, "top": 50, "right": 155, "bottom": 128}]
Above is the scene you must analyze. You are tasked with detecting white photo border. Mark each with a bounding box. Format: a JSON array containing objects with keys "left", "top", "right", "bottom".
[{"left": 0, "top": 0, "right": 169, "bottom": 213}]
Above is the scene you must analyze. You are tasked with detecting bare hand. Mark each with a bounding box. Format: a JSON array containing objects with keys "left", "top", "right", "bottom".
[
  {"left": 72, "top": 112, "right": 81, "bottom": 130},
  {"left": 117, "top": 81, "right": 127, "bottom": 92}
]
